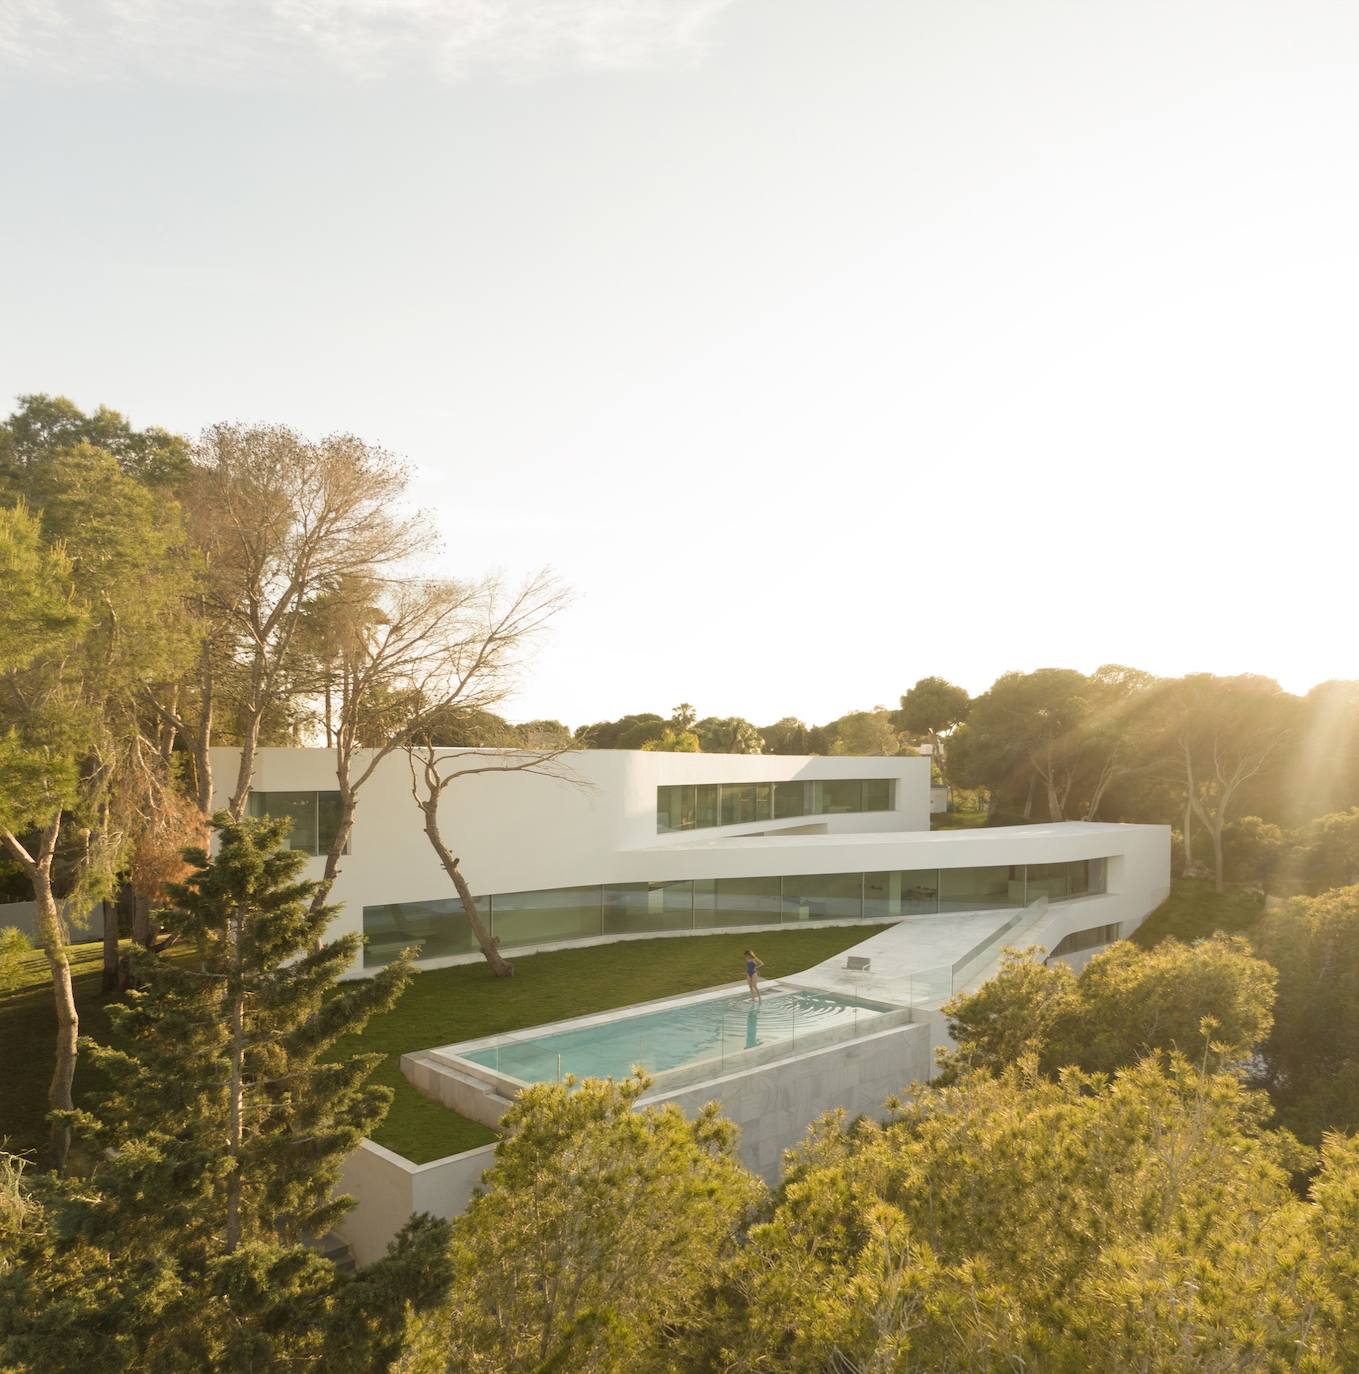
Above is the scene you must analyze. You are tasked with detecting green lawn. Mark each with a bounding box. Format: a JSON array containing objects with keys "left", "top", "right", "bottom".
[
  {"left": 1130, "top": 877, "right": 1265, "bottom": 948},
  {"left": 2, "top": 925, "right": 884, "bottom": 1166}
]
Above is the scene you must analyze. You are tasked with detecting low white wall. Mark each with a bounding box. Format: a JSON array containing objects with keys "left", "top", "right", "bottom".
[
  {"left": 648, "top": 1019, "right": 931, "bottom": 1178},
  {"left": 334, "top": 1139, "right": 495, "bottom": 1267}
]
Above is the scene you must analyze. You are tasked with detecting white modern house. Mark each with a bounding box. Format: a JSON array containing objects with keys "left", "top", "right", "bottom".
[
  {"left": 211, "top": 745, "right": 1170, "bottom": 1263},
  {"left": 211, "top": 746, "right": 1168, "bottom": 979}
]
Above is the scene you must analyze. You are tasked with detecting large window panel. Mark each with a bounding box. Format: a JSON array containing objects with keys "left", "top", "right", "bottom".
[
  {"left": 774, "top": 781, "right": 808, "bottom": 819},
  {"left": 694, "top": 876, "right": 782, "bottom": 929},
  {"left": 720, "top": 783, "right": 757, "bottom": 826},
  {"left": 491, "top": 887, "right": 604, "bottom": 948},
  {"left": 603, "top": 883, "right": 664, "bottom": 936},
  {"left": 939, "top": 865, "right": 1024, "bottom": 911},
  {"left": 863, "top": 778, "right": 895, "bottom": 812},
  {"left": 695, "top": 784, "right": 720, "bottom": 828},
  {"left": 656, "top": 785, "right": 697, "bottom": 833},
  {"left": 781, "top": 872, "right": 863, "bottom": 923},
  {"left": 248, "top": 790, "right": 318, "bottom": 854},
  {"left": 362, "top": 896, "right": 481, "bottom": 967},
  {"left": 754, "top": 783, "right": 773, "bottom": 821},
  {"left": 317, "top": 791, "right": 345, "bottom": 853},
  {"left": 864, "top": 869, "right": 940, "bottom": 917},
  {"left": 1027, "top": 860, "right": 1096, "bottom": 902},
  {"left": 813, "top": 779, "right": 863, "bottom": 815}
]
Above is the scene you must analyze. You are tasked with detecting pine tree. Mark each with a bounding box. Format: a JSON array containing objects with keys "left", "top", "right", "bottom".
[{"left": 0, "top": 814, "right": 452, "bottom": 1373}]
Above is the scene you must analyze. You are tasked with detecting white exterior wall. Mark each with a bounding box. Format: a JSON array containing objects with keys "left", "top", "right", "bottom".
[
  {"left": 210, "top": 748, "right": 931, "bottom": 970},
  {"left": 209, "top": 747, "right": 1169, "bottom": 978}
]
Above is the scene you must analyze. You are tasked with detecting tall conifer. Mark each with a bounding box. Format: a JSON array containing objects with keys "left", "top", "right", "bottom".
[{"left": 1, "top": 814, "right": 452, "bottom": 1372}]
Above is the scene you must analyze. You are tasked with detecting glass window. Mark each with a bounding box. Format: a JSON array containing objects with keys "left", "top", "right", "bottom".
[
  {"left": 813, "top": 779, "right": 863, "bottom": 815},
  {"left": 317, "top": 791, "right": 345, "bottom": 853},
  {"left": 657, "top": 785, "right": 697, "bottom": 833},
  {"left": 654, "top": 880, "right": 695, "bottom": 930},
  {"left": 863, "top": 778, "right": 895, "bottom": 812},
  {"left": 362, "top": 896, "right": 483, "bottom": 967},
  {"left": 774, "top": 781, "right": 807, "bottom": 819},
  {"left": 491, "top": 887, "right": 604, "bottom": 948},
  {"left": 754, "top": 783, "right": 773, "bottom": 821},
  {"left": 603, "top": 883, "right": 662, "bottom": 935},
  {"left": 694, "top": 876, "right": 782, "bottom": 929},
  {"left": 247, "top": 790, "right": 347, "bottom": 856},
  {"left": 939, "top": 865, "right": 1024, "bottom": 911},
  {"left": 720, "top": 783, "right": 757, "bottom": 826},
  {"left": 864, "top": 869, "right": 939, "bottom": 917},
  {"left": 1027, "top": 860, "right": 1096, "bottom": 902},
  {"left": 695, "top": 784, "right": 720, "bottom": 828},
  {"left": 1047, "top": 923, "right": 1121, "bottom": 959},
  {"left": 248, "top": 790, "right": 317, "bottom": 854},
  {"left": 781, "top": 872, "right": 862, "bottom": 923},
  {"left": 1089, "top": 857, "right": 1108, "bottom": 894}
]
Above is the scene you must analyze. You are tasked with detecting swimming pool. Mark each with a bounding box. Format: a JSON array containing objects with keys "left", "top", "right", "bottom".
[{"left": 447, "top": 985, "right": 905, "bottom": 1092}]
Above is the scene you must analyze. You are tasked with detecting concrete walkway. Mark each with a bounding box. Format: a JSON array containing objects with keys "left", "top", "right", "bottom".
[{"left": 784, "top": 903, "right": 1050, "bottom": 1009}]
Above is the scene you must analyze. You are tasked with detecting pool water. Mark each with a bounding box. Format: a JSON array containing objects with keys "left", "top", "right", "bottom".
[{"left": 460, "top": 987, "right": 895, "bottom": 1085}]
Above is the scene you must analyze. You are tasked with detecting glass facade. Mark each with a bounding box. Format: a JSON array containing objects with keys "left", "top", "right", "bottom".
[
  {"left": 363, "top": 858, "right": 1110, "bottom": 967},
  {"left": 1047, "top": 921, "right": 1122, "bottom": 959},
  {"left": 246, "top": 789, "right": 347, "bottom": 856},
  {"left": 657, "top": 778, "right": 895, "bottom": 833}
]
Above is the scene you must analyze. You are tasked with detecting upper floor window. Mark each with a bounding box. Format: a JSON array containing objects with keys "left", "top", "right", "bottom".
[
  {"left": 657, "top": 778, "right": 895, "bottom": 833},
  {"left": 246, "top": 790, "right": 346, "bottom": 856}
]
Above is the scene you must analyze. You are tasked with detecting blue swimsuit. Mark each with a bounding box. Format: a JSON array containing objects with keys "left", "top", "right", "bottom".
[{"left": 746, "top": 960, "right": 757, "bottom": 977}]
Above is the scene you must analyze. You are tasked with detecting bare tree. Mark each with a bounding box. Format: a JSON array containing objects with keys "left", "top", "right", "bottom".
[
  {"left": 406, "top": 744, "right": 580, "bottom": 976},
  {"left": 305, "top": 570, "right": 570, "bottom": 918},
  {"left": 147, "top": 425, "right": 430, "bottom": 816}
]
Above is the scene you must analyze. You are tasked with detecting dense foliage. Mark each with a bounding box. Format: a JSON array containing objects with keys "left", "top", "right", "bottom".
[{"left": 0, "top": 816, "right": 452, "bottom": 1373}]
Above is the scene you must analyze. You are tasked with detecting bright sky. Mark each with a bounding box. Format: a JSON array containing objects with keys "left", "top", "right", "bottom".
[{"left": 2, "top": 1, "right": 1355, "bottom": 727}]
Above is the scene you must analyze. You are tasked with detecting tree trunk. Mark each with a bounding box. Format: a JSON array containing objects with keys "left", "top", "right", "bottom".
[
  {"left": 1022, "top": 775, "right": 1035, "bottom": 819},
  {"left": 101, "top": 898, "right": 119, "bottom": 994},
  {"left": 1182, "top": 796, "right": 1195, "bottom": 876},
  {"left": 4, "top": 820, "right": 79, "bottom": 1171},
  {"left": 310, "top": 788, "right": 356, "bottom": 919},
  {"left": 131, "top": 892, "right": 155, "bottom": 950},
  {"left": 419, "top": 803, "right": 513, "bottom": 977},
  {"left": 1210, "top": 819, "right": 1226, "bottom": 893},
  {"left": 225, "top": 915, "right": 245, "bottom": 1251},
  {"left": 194, "top": 643, "right": 216, "bottom": 815}
]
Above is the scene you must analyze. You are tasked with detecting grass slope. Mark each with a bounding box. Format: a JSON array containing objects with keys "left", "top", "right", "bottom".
[
  {"left": 1131, "top": 877, "right": 1265, "bottom": 948},
  {"left": 2, "top": 925, "right": 883, "bottom": 1166}
]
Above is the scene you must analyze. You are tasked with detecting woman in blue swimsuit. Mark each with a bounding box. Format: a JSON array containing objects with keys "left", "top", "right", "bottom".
[{"left": 744, "top": 948, "right": 764, "bottom": 1002}]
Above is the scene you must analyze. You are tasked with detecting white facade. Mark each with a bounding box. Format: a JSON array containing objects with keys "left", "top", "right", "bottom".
[{"left": 210, "top": 746, "right": 1169, "bottom": 978}]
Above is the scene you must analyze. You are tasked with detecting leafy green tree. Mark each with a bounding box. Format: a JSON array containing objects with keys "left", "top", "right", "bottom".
[
  {"left": 517, "top": 719, "right": 573, "bottom": 749},
  {"left": 759, "top": 716, "right": 812, "bottom": 754},
  {"left": 0, "top": 456, "right": 194, "bottom": 1166},
  {"left": 640, "top": 727, "right": 701, "bottom": 752},
  {"left": 0, "top": 393, "right": 191, "bottom": 490},
  {"left": 574, "top": 713, "right": 668, "bottom": 749},
  {"left": 708, "top": 1058, "right": 1327, "bottom": 1373},
  {"left": 896, "top": 676, "right": 970, "bottom": 781},
  {"left": 0, "top": 814, "right": 452, "bottom": 1372},
  {"left": 1154, "top": 674, "right": 1296, "bottom": 889},
  {"left": 0, "top": 925, "right": 33, "bottom": 993},
  {"left": 823, "top": 707, "right": 900, "bottom": 757},
  {"left": 670, "top": 702, "right": 697, "bottom": 731},
  {"left": 939, "top": 936, "right": 1275, "bottom": 1081},
  {"left": 694, "top": 715, "right": 765, "bottom": 754},
  {"left": 1222, "top": 814, "right": 1290, "bottom": 892},
  {"left": 408, "top": 1074, "right": 761, "bottom": 1374},
  {"left": 1255, "top": 885, "right": 1359, "bottom": 1143},
  {"left": 1294, "top": 808, "right": 1359, "bottom": 894}
]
